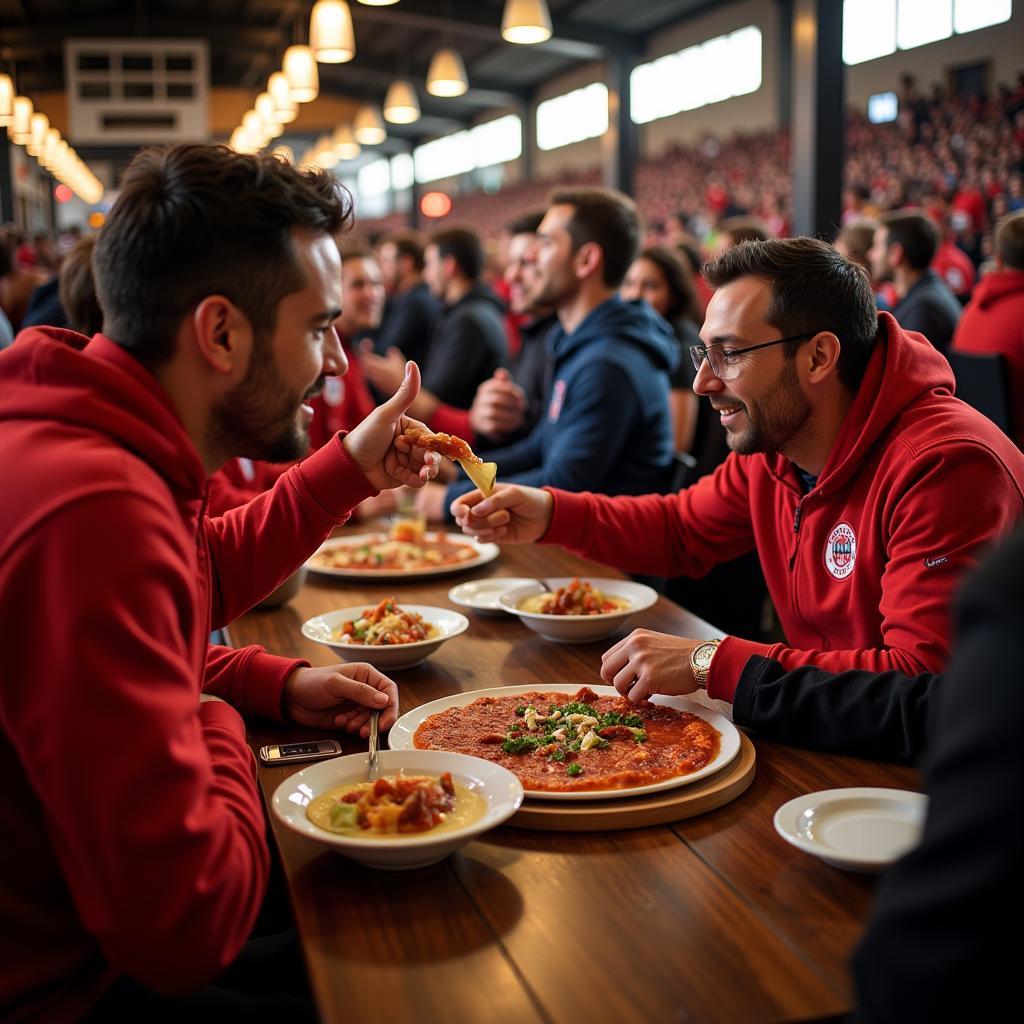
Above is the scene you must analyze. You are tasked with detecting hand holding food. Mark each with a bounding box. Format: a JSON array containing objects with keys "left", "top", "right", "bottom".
[
  {"left": 401, "top": 425, "right": 497, "bottom": 497},
  {"left": 451, "top": 483, "right": 553, "bottom": 544},
  {"left": 283, "top": 662, "right": 399, "bottom": 735},
  {"left": 343, "top": 361, "right": 441, "bottom": 491},
  {"left": 469, "top": 369, "right": 527, "bottom": 439},
  {"left": 600, "top": 629, "right": 704, "bottom": 702}
]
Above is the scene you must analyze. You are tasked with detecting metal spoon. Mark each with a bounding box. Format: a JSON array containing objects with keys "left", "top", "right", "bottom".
[{"left": 367, "top": 709, "right": 380, "bottom": 781}]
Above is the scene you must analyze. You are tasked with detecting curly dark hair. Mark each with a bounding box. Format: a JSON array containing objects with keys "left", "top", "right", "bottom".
[{"left": 93, "top": 144, "right": 353, "bottom": 368}]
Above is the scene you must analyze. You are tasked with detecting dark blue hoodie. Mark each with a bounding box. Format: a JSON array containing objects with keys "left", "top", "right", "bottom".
[{"left": 445, "top": 295, "right": 677, "bottom": 509}]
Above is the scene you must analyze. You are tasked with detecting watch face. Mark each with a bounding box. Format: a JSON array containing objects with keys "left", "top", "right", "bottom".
[{"left": 694, "top": 642, "right": 715, "bottom": 669}]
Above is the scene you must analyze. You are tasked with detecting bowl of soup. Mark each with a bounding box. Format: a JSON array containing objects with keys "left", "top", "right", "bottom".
[
  {"left": 271, "top": 749, "right": 524, "bottom": 869},
  {"left": 498, "top": 577, "right": 658, "bottom": 643}
]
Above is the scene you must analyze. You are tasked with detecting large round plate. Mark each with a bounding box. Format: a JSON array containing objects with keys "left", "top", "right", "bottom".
[
  {"left": 773, "top": 787, "right": 927, "bottom": 873},
  {"left": 388, "top": 683, "right": 740, "bottom": 802},
  {"left": 305, "top": 532, "right": 499, "bottom": 581}
]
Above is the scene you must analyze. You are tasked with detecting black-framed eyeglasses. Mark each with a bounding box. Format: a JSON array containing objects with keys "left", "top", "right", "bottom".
[{"left": 689, "top": 332, "right": 817, "bottom": 381}]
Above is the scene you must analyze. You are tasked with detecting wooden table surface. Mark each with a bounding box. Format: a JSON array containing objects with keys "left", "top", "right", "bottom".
[{"left": 230, "top": 533, "right": 919, "bottom": 1024}]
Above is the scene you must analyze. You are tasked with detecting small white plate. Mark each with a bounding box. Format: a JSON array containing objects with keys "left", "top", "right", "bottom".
[
  {"left": 773, "top": 787, "right": 928, "bottom": 872},
  {"left": 448, "top": 577, "right": 535, "bottom": 616}
]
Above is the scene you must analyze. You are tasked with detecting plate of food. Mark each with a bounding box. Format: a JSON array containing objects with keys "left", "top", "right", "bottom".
[
  {"left": 498, "top": 577, "right": 658, "bottom": 643},
  {"left": 271, "top": 749, "right": 523, "bottom": 869},
  {"left": 773, "top": 787, "right": 928, "bottom": 872},
  {"left": 305, "top": 524, "right": 499, "bottom": 581},
  {"left": 388, "top": 684, "right": 740, "bottom": 801},
  {"left": 301, "top": 599, "right": 469, "bottom": 670}
]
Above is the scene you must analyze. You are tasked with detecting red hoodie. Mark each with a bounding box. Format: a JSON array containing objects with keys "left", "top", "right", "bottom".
[
  {"left": 952, "top": 269, "right": 1024, "bottom": 449},
  {"left": 0, "top": 329, "right": 375, "bottom": 1021},
  {"left": 543, "top": 314, "right": 1024, "bottom": 701}
]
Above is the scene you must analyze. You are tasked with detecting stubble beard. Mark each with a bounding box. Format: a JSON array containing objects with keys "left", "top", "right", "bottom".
[{"left": 725, "top": 359, "right": 812, "bottom": 457}]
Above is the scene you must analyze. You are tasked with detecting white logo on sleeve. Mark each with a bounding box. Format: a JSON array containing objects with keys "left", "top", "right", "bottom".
[
  {"left": 824, "top": 522, "right": 857, "bottom": 580},
  {"left": 323, "top": 376, "right": 344, "bottom": 407}
]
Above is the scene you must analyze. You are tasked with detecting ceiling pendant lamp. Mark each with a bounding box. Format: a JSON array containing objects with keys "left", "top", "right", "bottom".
[
  {"left": 501, "top": 0, "right": 553, "bottom": 44},
  {"left": 354, "top": 0, "right": 399, "bottom": 7},
  {"left": 426, "top": 47, "right": 468, "bottom": 97},
  {"left": 42, "top": 127, "right": 61, "bottom": 168},
  {"left": 332, "top": 124, "right": 361, "bottom": 160},
  {"left": 0, "top": 74, "right": 13, "bottom": 127},
  {"left": 283, "top": 44, "right": 320, "bottom": 102},
  {"left": 383, "top": 79, "right": 420, "bottom": 124},
  {"left": 255, "top": 92, "right": 285, "bottom": 136},
  {"left": 26, "top": 111, "right": 49, "bottom": 156},
  {"left": 309, "top": 0, "right": 356, "bottom": 64},
  {"left": 267, "top": 72, "right": 298, "bottom": 123},
  {"left": 313, "top": 135, "right": 341, "bottom": 168},
  {"left": 242, "top": 109, "right": 270, "bottom": 149},
  {"left": 11, "top": 95, "right": 33, "bottom": 143},
  {"left": 353, "top": 103, "right": 386, "bottom": 145}
]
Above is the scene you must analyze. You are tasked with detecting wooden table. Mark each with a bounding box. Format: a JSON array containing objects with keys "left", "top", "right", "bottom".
[{"left": 230, "top": 537, "right": 918, "bottom": 1024}]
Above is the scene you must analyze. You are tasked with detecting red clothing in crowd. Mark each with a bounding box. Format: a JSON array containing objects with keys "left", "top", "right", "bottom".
[
  {"left": 952, "top": 268, "right": 1024, "bottom": 449},
  {"left": 542, "top": 314, "right": 1024, "bottom": 700},
  {"left": 932, "top": 240, "right": 976, "bottom": 300},
  {"left": 0, "top": 329, "right": 376, "bottom": 1021},
  {"left": 207, "top": 457, "right": 292, "bottom": 516}
]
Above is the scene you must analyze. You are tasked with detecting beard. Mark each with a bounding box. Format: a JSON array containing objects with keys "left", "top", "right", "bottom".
[
  {"left": 724, "top": 359, "right": 812, "bottom": 456},
  {"left": 208, "top": 333, "right": 321, "bottom": 465}
]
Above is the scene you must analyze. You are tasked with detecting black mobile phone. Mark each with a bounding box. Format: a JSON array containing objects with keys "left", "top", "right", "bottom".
[{"left": 258, "top": 739, "right": 343, "bottom": 765}]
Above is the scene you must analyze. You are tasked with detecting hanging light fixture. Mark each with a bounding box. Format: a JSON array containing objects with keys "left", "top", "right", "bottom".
[
  {"left": 353, "top": 103, "right": 386, "bottom": 144},
  {"left": 283, "top": 44, "right": 319, "bottom": 102},
  {"left": 255, "top": 92, "right": 285, "bottom": 136},
  {"left": 501, "top": 0, "right": 553, "bottom": 44},
  {"left": 332, "top": 124, "right": 361, "bottom": 161},
  {"left": 42, "top": 127, "right": 61, "bottom": 168},
  {"left": 243, "top": 109, "right": 270, "bottom": 149},
  {"left": 383, "top": 79, "right": 420, "bottom": 124},
  {"left": 0, "top": 74, "right": 13, "bottom": 127},
  {"left": 313, "top": 135, "right": 341, "bottom": 168},
  {"left": 10, "top": 96, "right": 33, "bottom": 143},
  {"left": 26, "top": 111, "right": 49, "bottom": 156},
  {"left": 309, "top": 0, "right": 356, "bottom": 63},
  {"left": 354, "top": 0, "right": 399, "bottom": 6},
  {"left": 426, "top": 47, "right": 468, "bottom": 97},
  {"left": 267, "top": 71, "right": 298, "bottom": 123}
]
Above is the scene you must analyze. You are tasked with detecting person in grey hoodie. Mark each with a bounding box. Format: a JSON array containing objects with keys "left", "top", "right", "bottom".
[{"left": 417, "top": 186, "right": 677, "bottom": 520}]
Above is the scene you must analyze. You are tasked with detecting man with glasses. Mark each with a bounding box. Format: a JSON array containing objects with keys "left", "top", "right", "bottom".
[{"left": 452, "top": 237, "right": 1024, "bottom": 711}]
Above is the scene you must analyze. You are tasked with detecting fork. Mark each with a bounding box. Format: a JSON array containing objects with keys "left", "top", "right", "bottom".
[{"left": 367, "top": 709, "right": 380, "bottom": 781}]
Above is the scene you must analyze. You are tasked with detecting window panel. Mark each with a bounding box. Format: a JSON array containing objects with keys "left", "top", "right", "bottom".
[
  {"left": 536, "top": 83, "right": 608, "bottom": 151},
  {"left": 954, "top": 0, "right": 1011, "bottom": 33},
  {"left": 358, "top": 159, "right": 390, "bottom": 198},
  {"left": 676, "top": 44, "right": 709, "bottom": 111},
  {"left": 843, "top": 0, "right": 897, "bottom": 64},
  {"left": 390, "top": 152, "right": 414, "bottom": 191},
  {"left": 471, "top": 114, "right": 522, "bottom": 167},
  {"left": 897, "top": 0, "right": 952, "bottom": 49},
  {"left": 728, "top": 26, "right": 763, "bottom": 97},
  {"left": 701, "top": 36, "right": 733, "bottom": 105}
]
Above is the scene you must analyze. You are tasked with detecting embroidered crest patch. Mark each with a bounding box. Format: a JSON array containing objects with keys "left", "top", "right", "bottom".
[{"left": 824, "top": 522, "right": 857, "bottom": 580}]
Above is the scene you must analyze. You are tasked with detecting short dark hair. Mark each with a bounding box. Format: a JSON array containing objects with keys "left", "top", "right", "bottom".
[
  {"left": 381, "top": 230, "right": 425, "bottom": 271},
  {"left": 638, "top": 245, "right": 701, "bottom": 326},
  {"left": 340, "top": 246, "right": 374, "bottom": 264},
  {"left": 995, "top": 210, "right": 1024, "bottom": 270},
  {"left": 704, "top": 237, "right": 879, "bottom": 389},
  {"left": 93, "top": 144, "right": 353, "bottom": 369},
  {"left": 719, "top": 217, "right": 771, "bottom": 246},
  {"left": 506, "top": 210, "right": 544, "bottom": 237},
  {"left": 879, "top": 210, "right": 939, "bottom": 271},
  {"left": 548, "top": 186, "right": 639, "bottom": 288},
  {"left": 60, "top": 235, "right": 103, "bottom": 335},
  {"left": 836, "top": 219, "right": 878, "bottom": 267},
  {"left": 430, "top": 226, "right": 484, "bottom": 282}
]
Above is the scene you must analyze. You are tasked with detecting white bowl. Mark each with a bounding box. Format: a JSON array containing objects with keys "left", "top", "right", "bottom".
[
  {"left": 271, "top": 750, "right": 524, "bottom": 869},
  {"left": 498, "top": 577, "right": 658, "bottom": 643},
  {"left": 301, "top": 605, "right": 469, "bottom": 670}
]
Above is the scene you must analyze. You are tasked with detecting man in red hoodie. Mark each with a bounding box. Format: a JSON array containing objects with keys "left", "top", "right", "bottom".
[
  {"left": 0, "top": 145, "right": 439, "bottom": 1021},
  {"left": 952, "top": 210, "right": 1024, "bottom": 449},
  {"left": 453, "top": 238, "right": 1024, "bottom": 709}
]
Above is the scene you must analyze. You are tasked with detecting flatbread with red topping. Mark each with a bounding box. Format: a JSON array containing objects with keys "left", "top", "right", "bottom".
[{"left": 402, "top": 425, "right": 497, "bottom": 496}]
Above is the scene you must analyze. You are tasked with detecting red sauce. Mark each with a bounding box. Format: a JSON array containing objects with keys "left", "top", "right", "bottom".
[{"left": 413, "top": 688, "right": 720, "bottom": 793}]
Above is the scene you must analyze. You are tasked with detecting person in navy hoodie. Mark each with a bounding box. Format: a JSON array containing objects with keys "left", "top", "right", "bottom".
[{"left": 418, "top": 186, "right": 677, "bottom": 520}]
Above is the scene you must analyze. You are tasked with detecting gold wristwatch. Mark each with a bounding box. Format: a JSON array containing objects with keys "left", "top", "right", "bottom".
[{"left": 689, "top": 639, "right": 721, "bottom": 689}]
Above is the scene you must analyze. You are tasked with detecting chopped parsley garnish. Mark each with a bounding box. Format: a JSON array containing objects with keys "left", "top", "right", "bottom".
[
  {"left": 548, "top": 750, "right": 566, "bottom": 762},
  {"left": 566, "top": 763, "right": 583, "bottom": 777},
  {"left": 501, "top": 734, "right": 546, "bottom": 754},
  {"left": 514, "top": 705, "right": 527, "bottom": 717}
]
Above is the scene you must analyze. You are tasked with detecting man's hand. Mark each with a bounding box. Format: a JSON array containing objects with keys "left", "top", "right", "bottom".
[
  {"left": 415, "top": 480, "right": 449, "bottom": 522},
  {"left": 283, "top": 663, "right": 399, "bottom": 737},
  {"left": 358, "top": 342, "right": 407, "bottom": 396},
  {"left": 469, "top": 369, "right": 527, "bottom": 439},
  {"left": 600, "top": 629, "right": 704, "bottom": 702},
  {"left": 451, "top": 483, "right": 553, "bottom": 544},
  {"left": 343, "top": 361, "right": 441, "bottom": 491}
]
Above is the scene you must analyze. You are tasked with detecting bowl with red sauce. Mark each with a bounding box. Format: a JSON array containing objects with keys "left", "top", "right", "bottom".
[
  {"left": 270, "top": 749, "right": 524, "bottom": 869},
  {"left": 498, "top": 577, "right": 658, "bottom": 643}
]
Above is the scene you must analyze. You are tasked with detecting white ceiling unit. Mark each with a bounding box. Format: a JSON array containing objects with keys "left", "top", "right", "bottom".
[{"left": 65, "top": 38, "right": 210, "bottom": 145}]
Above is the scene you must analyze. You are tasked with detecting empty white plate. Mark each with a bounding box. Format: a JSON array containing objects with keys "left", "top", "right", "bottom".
[
  {"left": 773, "top": 787, "right": 927, "bottom": 872},
  {"left": 448, "top": 577, "right": 534, "bottom": 616}
]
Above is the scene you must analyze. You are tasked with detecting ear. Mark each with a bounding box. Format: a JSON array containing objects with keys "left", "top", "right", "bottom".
[
  {"left": 442, "top": 253, "right": 459, "bottom": 280},
  {"left": 573, "top": 241, "right": 603, "bottom": 282},
  {"left": 887, "top": 241, "right": 905, "bottom": 269},
  {"left": 802, "top": 331, "right": 842, "bottom": 385},
  {"left": 191, "top": 295, "right": 254, "bottom": 377}
]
